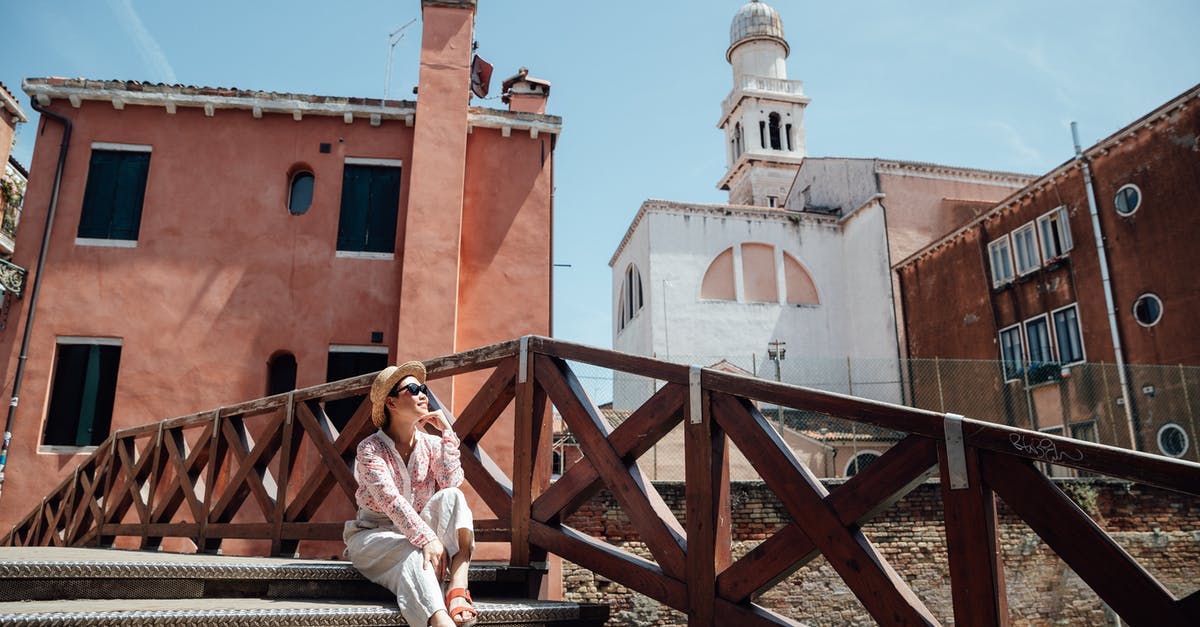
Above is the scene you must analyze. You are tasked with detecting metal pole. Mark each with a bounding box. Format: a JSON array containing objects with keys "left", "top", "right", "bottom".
[{"left": 1073, "top": 122, "right": 1139, "bottom": 450}]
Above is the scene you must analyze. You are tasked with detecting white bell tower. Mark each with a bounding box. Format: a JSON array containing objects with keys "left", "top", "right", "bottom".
[{"left": 717, "top": 0, "right": 809, "bottom": 207}]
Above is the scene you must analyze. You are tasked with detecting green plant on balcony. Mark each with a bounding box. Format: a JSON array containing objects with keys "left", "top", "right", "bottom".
[
  {"left": 0, "top": 175, "right": 23, "bottom": 238},
  {"left": 1026, "top": 361, "right": 1062, "bottom": 385}
]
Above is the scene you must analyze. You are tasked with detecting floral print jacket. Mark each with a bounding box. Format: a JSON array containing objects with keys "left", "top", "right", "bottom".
[{"left": 353, "top": 428, "right": 464, "bottom": 548}]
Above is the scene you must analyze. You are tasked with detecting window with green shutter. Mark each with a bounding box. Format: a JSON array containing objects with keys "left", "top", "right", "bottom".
[
  {"left": 336, "top": 164, "right": 401, "bottom": 254},
  {"left": 78, "top": 149, "right": 151, "bottom": 241},
  {"left": 43, "top": 340, "right": 122, "bottom": 447}
]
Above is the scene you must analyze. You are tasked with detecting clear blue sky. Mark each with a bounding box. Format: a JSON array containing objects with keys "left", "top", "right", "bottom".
[{"left": 3, "top": 1, "right": 1198, "bottom": 352}]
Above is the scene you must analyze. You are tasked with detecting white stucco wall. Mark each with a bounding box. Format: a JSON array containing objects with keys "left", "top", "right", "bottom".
[{"left": 610, "top": 201, "right": 902, "bottom": 409}]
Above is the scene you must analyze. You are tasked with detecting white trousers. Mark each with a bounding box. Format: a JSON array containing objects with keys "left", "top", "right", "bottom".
[{"left": 344, "top": 487, "right": 475, "bottom": 627}]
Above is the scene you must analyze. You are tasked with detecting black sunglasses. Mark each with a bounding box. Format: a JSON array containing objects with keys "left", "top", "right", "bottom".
[{"left": 391, "top": 382, "right": 429, "bottom": 397}]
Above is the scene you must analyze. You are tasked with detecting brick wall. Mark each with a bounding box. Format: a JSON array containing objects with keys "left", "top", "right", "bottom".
[{"left": 561, "top": 479, "right": 1200, "bottom": 626}]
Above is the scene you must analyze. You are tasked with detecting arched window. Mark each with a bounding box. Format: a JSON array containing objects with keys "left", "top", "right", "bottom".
[
  {"left": 733, "top": 122, "right": 743, "bottom": 158},
  {"left": 785, "top": 123, "right": 793, "bottom": 151},
  {"left": 288, "top": 170, "right": 314, "bottom": 215},
  {"left": 700, "top": 244, "right": 821, "bottom": 305},
  {"left": 267, "top": 351, "right": 298, "bottom": 396},
  {"left": 617, "top": 264, "right": 644, "bottom": 332},
  {"left": 783, "top": 252, "right": 818, "bottom": 305},
  {"left": 845, "top": 451, "right": 881, "bottom": 477},
  {"left": 700, "top": 248, "right": 736, "bottom": 300},
  {"left": 768, "top": 113, "right": 782, "bottom": 150},
  {"left": 759, "top": 120, "right": 767, "bottom": 149}
]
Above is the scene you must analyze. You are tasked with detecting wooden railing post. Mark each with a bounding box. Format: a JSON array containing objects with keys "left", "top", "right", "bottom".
[
  {"left": 685, "top": 369, "right": 731, "bottom": 626},
  {"left": 199, "top": 411, "right": 223, "bottom": 554},
  {"left": 272, "top": 394, "right": 299, "bottom": 557},
  {"left": 938, "top": 425, "right": 1007, "bottom": 626},
  {"left": 510, "top": 338, "right": 535, "bottom": 567}
]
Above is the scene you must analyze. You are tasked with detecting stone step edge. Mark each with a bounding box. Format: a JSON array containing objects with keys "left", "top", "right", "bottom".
[
  {"left": 0, "top": 559, "right": 531, "bottom": 582},
  {"left": 0, "top": 597, "right": 610, "bottom": 626}
]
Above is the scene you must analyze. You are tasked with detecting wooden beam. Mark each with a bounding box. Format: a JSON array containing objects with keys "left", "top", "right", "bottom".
[
  {"left": 529, "top": 520, "right": 688, "bottom": 611},
  {"left": 510, "top": 357, "right": 535, "bottom": 567},
  {"left": 938, "top": 443, "right": 1007, "bottom": 626},
  {"left": 981, "top": 451, "right": 1194, "bottom": 626},
  {"left": 459, "top": 441, "right": 514, "bottom": 519},
  {"left": 710, "top": 393, "right": 938, "bottom": 625},
  {"left": 452, "top": 357, "right": 517, "bottom": 443},
  {"left": 685, "top": 389, "right": 732, "bottom": 625},
  {"left": 532, "top": 383, "right": 685, "bottom": 523},
  {"left": 700, "top": 368, "right": 1200, "bottom": 495},
  {"left": 535, "top": 354, "right": 687, "bottom": 579},
  {"left": 717, "top": 435, "right": 937, "bottom": 603}
]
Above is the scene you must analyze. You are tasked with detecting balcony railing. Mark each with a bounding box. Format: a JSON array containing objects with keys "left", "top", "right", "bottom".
[{"left": 721, "top": 75, "right": 805, "bottom": 115}]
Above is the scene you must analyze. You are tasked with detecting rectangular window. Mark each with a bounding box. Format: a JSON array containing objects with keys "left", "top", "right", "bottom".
[
  {"left": 43, "top": 338, "right": 122, "bottom": 447},
  {"left": 1053, "top": 304, "right": 1085, "bottom": 365},
  {"left": 1037, "top": 206, "right": 1073, "bottom": 260},
  {"left": 998, "top": 325, "right": 1024, "bottom": 381},
  {"left": 1025, "top": 315, "right": 1053, "bottom": 366},
  {"left": 336, "top": 161, "right": 402, "bottom": 255},
  {"left": 325, "top": 346, "right": 389, "bottom": 429},
  {"left": 987, "top": 237, "right": 1014, "bottom": 287},
  {"left": 1012, "top": 222, "right": 1041, "bottom": 275},
  {"left": 78, "top": 147, "right": 151, "bottom": 242}
]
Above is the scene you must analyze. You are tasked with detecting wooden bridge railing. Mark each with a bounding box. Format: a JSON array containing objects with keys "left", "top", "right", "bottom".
[{"left": 4, "top": 336, "right": 1199, "bottom": 626}]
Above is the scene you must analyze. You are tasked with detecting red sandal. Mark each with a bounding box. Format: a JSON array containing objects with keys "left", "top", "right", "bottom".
[{"left": 445, "top": 587, "right": 478, "bottom": 627}]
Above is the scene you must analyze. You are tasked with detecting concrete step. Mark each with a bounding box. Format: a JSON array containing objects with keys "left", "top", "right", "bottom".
[
  {"left": 0, "top": 548, "right": 529, "bottom": 601},
  {"left": 0, "top": 548, "right": 608, "bottom": 626},
  {"left": 0, "top": 598, "right": 609, "bottom": 626}
]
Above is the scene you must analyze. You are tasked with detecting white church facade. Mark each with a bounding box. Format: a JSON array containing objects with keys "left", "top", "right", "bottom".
[{"left": 610, "top": 0, "right": 1033, "bottom": 417}]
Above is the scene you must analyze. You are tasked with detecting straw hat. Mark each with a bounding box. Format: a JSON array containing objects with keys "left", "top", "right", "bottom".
[{"left": 370, "top": 361, "right": 427, "bottom": 428}]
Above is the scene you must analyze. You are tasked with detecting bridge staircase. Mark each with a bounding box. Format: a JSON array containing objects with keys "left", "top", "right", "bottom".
[{"left": 4, "top": 336, "right": 1200, "bottom": 625}]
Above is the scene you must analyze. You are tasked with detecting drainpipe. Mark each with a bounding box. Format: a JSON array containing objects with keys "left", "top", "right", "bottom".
[
  {"left": 1072, "top": 122, "right": 1138, "bottom": 451},
  {"left": 0, "top": 100, "right": 72, "bottom": 502}
]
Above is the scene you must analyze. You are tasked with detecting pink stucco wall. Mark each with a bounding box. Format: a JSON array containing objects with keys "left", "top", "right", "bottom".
[{"left": 0, "top": 2, "right": 556, "bottom": 552}]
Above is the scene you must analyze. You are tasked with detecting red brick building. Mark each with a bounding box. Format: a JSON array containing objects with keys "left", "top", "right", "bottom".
[
  {"left": 0, "top": 0, "right": 560, "bottom": 548},
  {"left": 896, "top": 84, "right": 1200, "bottom": 461}
]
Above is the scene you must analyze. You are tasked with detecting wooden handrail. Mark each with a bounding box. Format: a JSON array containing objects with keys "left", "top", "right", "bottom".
[{"left": 3, "top": 336, "right": 1198, "bottom": 626}]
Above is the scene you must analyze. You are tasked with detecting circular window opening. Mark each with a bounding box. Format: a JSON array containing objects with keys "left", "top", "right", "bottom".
[
  {"left": 1157, "top": 423, "right": 1189, "bottom": 458},
  {"left": 1132, "top": 293, "right": 1162, "bottom": 327},
  {"left": 288, "top": 171, "right": 314, "bottom": 216},
  {"left": 845, "top": 451, "right": 881, "bottom": 477},
  {"left": 1114, "top": 183, "right": 1141, "bottom": 216}
]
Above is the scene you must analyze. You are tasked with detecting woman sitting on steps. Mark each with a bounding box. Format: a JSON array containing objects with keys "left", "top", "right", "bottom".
[{"left": 343, "top": 361, "right": 477, "bottom": 627}]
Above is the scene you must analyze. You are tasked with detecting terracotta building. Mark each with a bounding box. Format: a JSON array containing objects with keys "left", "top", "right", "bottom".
[
  {"left": 0, "top": 0, "right": 559, "bottom": 538},
  {"left": 895, "top": 84, "right": 1200, "bottom": 461}
]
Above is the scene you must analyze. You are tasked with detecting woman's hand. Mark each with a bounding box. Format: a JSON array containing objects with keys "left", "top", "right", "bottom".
[
  {"left": 422, "top": 538, "right": 448, "bottom": 579},
  {"left": 418, "top": 409, "right": 452, "bottom": 432}
]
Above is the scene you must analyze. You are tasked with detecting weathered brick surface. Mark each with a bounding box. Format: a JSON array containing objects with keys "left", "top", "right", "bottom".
[{"left": 561, "top": 478, "right": 1200, "bottom": 626}]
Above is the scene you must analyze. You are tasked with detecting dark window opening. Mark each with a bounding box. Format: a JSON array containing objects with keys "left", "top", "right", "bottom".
[
  {"left": 288, "top": 172, "right": 314, "bottom": 216},
  {"left": 1133, "top": 293, "right": 1162, "bottom": 327},
  {"left": 1114, "top": 184, "right": 1141, "bottom": 216},
  {"left": 325, "top": 350, "right": 389, "bottom": 429},
  {"left": 768, "top": 113, "right": 782, "bottom": 150},
  {"left": 79, "top": 150, "right": 150, "bottom": 241},
  {"left": 267, "top": 352, "right": 298, "bottom": 396},
  {"left": 759, "top": 120, "right": 766, "bottom": 149},
  {"left": 43, "top": 342, "right": 121, "bottom": 447},
  {"left": 337, "top": 164, "right": 401, "bottom": 253},
  {"left": 785, "top": 123, "right": 793, "bottom": 151}
]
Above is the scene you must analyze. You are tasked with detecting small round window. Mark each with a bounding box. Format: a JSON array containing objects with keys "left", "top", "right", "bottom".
[
  {"left": 1157, "top": 423, "right": 1189, "bottom": 458},
  {"left": 1114, "top": 183, "right": 1141, "bottom": 216},
  {"left": 1133, "top": 293, "right": 1162, "bottom": 327},
  {"left": 288, "top": 171, "right": 314, "bottom": 216}
]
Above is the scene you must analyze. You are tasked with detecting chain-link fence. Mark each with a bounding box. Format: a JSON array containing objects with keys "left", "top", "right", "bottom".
[{"left": 551, "top": 355, "right": 1200, "bottom": 481}]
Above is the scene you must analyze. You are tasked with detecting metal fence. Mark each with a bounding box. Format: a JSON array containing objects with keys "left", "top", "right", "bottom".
[{"left": 552, "top": 355, "right": 1200, "bottom": 481}]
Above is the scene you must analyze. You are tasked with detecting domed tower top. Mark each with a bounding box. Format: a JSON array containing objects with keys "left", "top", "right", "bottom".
[{"left": 727, "top": 0, "right": 789, "bottom": 63}]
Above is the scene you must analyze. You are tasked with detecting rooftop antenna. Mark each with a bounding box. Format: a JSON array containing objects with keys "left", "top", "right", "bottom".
[{"left": 384, "top": 18, "right": 418, "bottom": 100}]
